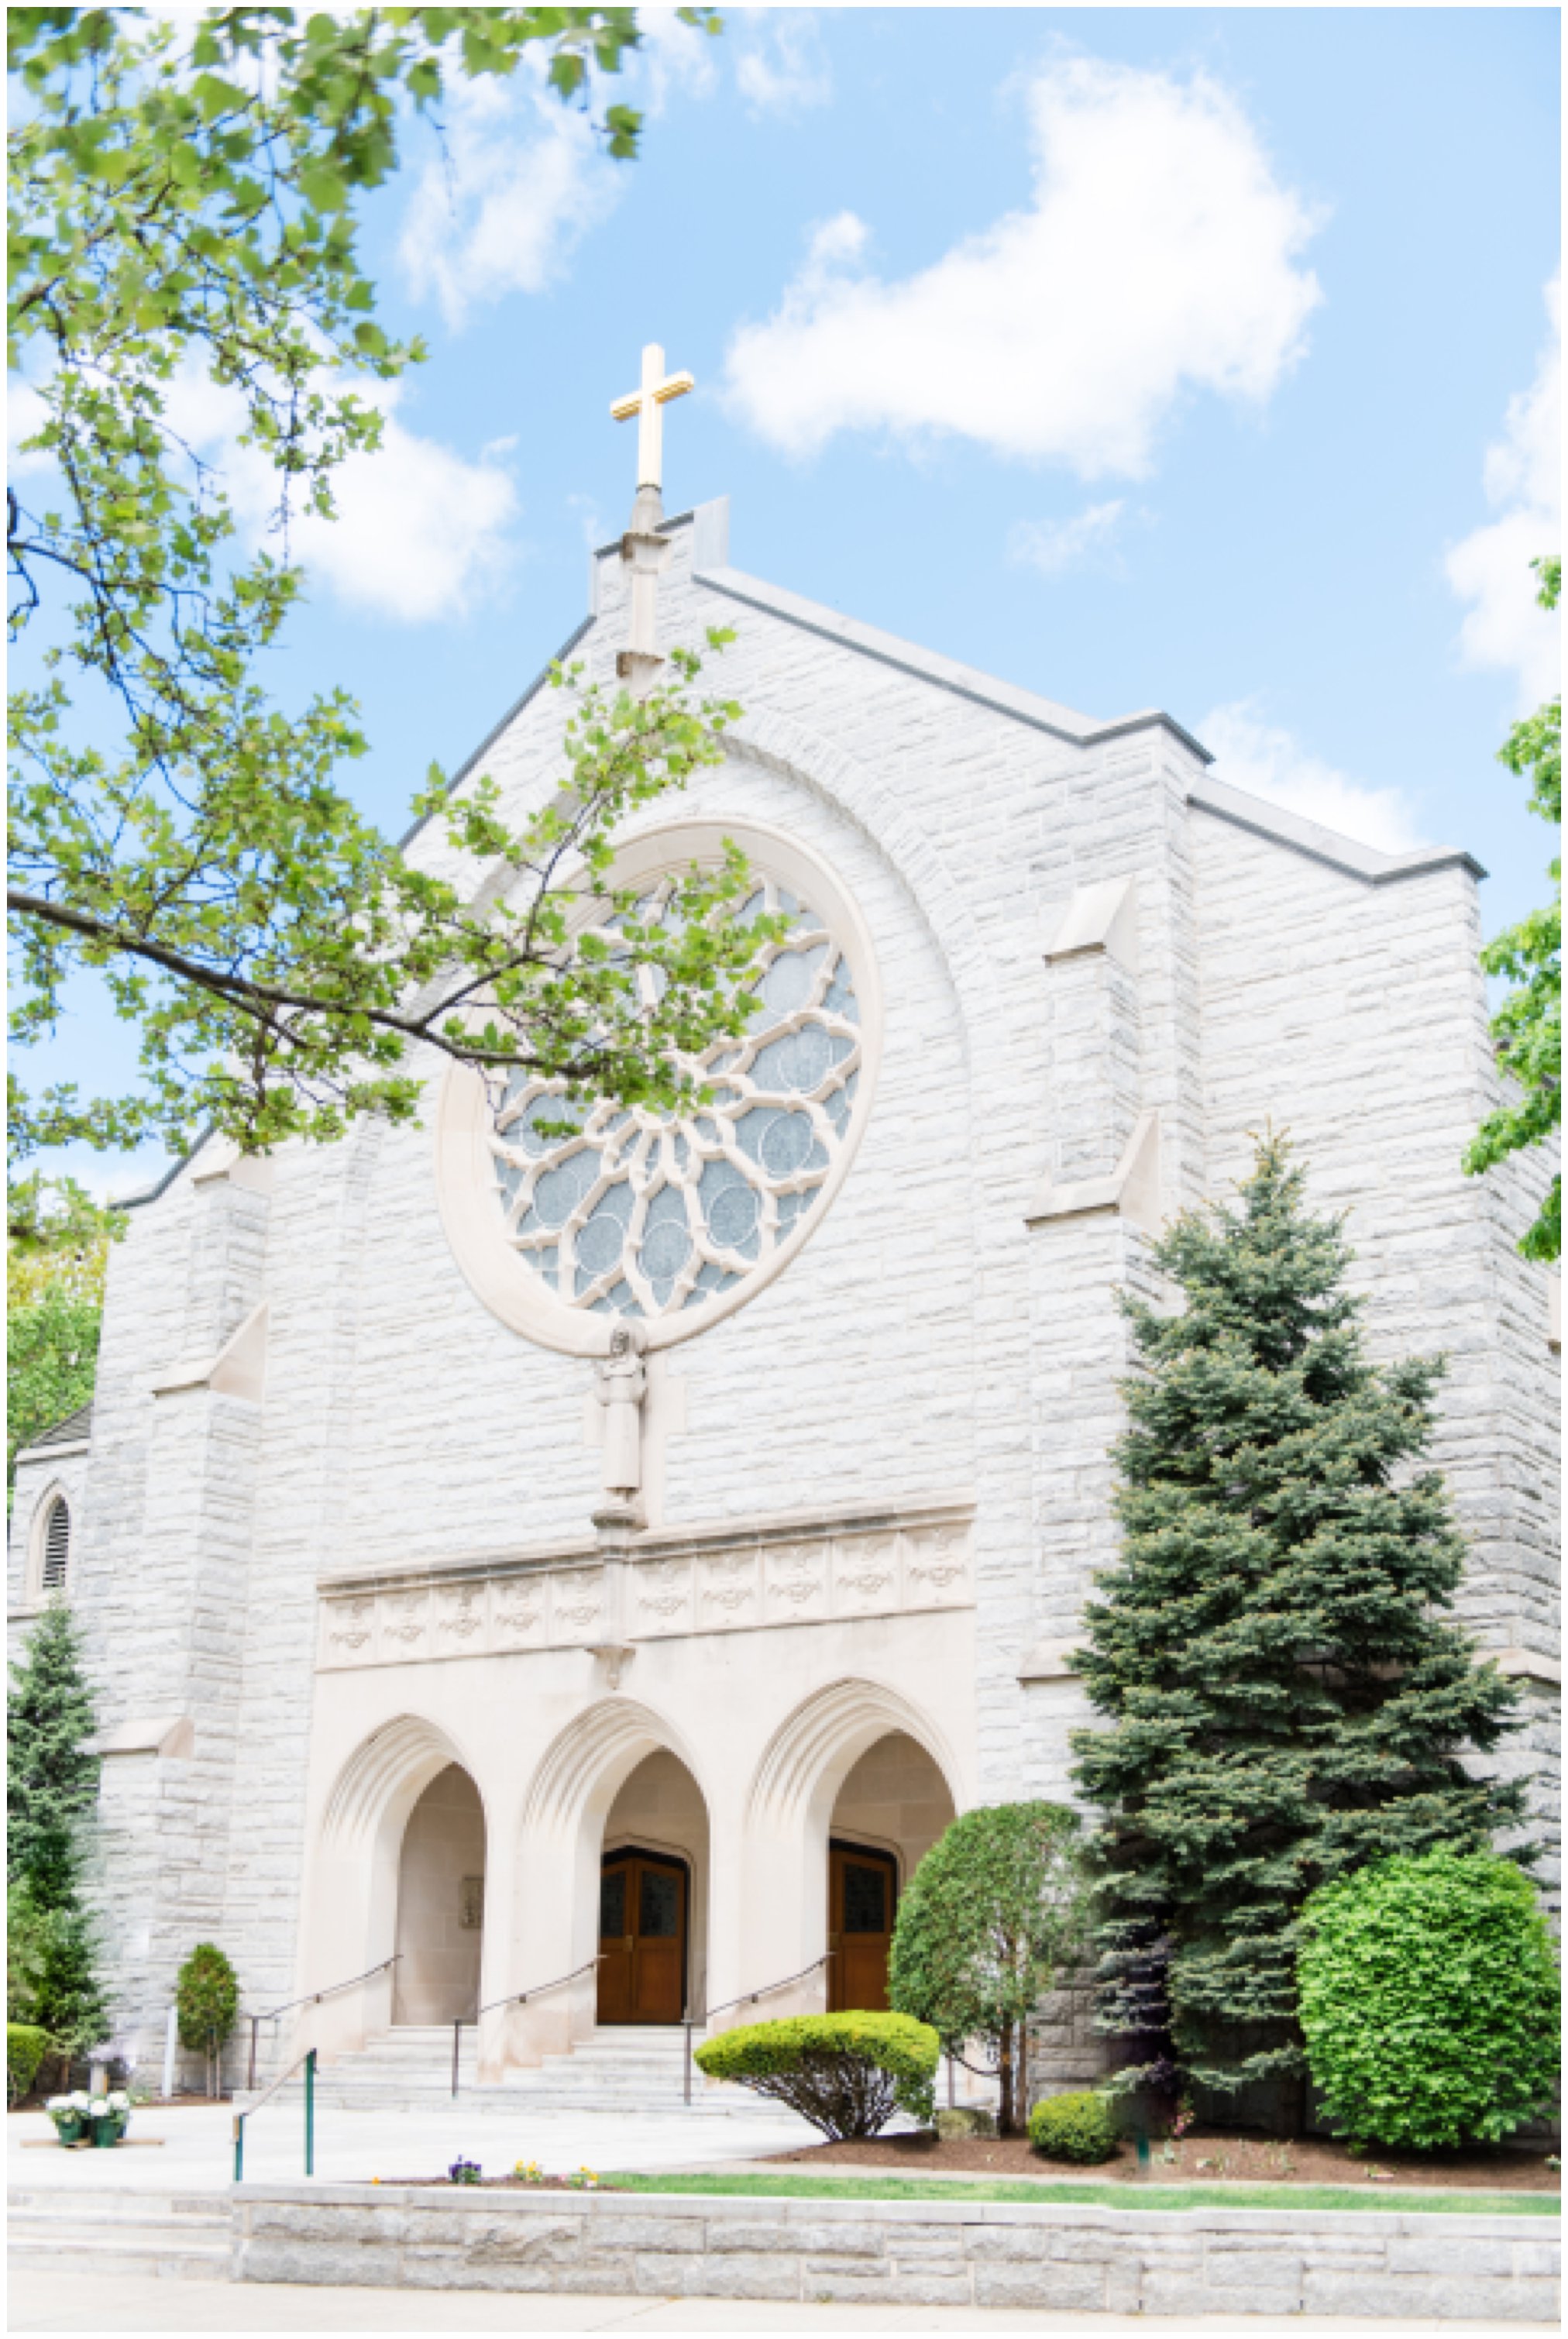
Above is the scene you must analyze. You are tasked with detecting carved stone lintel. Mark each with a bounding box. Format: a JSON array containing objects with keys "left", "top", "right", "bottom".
[{"left": 589, "top": 1642, "right": 636, "bottom": 1692}]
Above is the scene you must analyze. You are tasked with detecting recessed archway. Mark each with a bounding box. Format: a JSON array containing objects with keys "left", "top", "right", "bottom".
[
  {"left": 826, "top": 1730, "right": 956, "bottom": 2012},
  {"left": 392, "top": 1761, "right": 487, "bottom": 2025},
  {"left": 598, "top": 1749, "right": 710, "bottom": 2024}
]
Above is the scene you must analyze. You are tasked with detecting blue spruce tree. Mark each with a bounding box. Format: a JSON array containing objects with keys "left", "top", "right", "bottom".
[{"left": 1072, "top": 1133, "right": 1528, "bottom": 2118}]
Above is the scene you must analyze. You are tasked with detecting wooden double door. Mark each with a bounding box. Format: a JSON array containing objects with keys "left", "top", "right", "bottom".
[
  {"left": 597, "top": 1849, "right": 688, "bottom": 2024},
  {"left": 827, "top": 1842, "right": 898, "bottom": 2013}
]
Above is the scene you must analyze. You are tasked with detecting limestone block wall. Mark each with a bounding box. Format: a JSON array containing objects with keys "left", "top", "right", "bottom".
[
  {"left": 8, "top": 1444, "right": 91, "bottom": 1637},
  {"left": 1191, "top": 810, "right": 1561, "bottom": 1867},
  {"left": 47, "top": 491, "right": 1560, "bottom": 2070}
]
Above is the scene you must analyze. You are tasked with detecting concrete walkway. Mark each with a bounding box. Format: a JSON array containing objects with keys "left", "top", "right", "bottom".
[
  {"left": 8, "top": 2098, "right": 813, "bottom": 2193},
  {"left": 7, "top": 2267, "right": 1539, "bottom": 2334}
]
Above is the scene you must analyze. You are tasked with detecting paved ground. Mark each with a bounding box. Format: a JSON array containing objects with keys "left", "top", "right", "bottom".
[
  {"left": 7, "top": 2268, "right": 1541, "bottom": 2336},
  {"left": 9, "top": 2100, "right": 811, "bottom": 2192}
]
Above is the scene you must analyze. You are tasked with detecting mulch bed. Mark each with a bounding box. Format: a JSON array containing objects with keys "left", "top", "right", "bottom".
[{"left": 762, "top": 2127, "right": 1562, "bottom": 2192}]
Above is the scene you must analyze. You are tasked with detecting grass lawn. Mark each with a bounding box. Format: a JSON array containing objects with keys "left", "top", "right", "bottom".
[{"left": 615, "top": 2171, "right": 1559, "bottom": 2217}]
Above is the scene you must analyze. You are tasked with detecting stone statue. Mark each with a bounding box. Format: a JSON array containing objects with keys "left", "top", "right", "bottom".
[{"left": 594, "top": 1323, "right": 648, "bottom": 1508}]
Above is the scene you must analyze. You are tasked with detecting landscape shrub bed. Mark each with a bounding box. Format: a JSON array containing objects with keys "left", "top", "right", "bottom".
[{"left": 1028, "top": 2088, "right": 1120, "bottom": 2163}]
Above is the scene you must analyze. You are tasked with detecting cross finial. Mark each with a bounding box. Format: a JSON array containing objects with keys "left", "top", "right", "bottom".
[{"left": 611, "top": 343, "right": 694, "bottom": 504}]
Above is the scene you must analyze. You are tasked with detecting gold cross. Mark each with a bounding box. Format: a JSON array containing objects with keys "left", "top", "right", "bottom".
[{"left": 610, "top": 343, "right": 695, "bottom": 494}]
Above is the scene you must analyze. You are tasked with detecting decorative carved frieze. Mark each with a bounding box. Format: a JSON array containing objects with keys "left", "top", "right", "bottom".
[{"left": 315, "top": 1500, "right": 974, "bottom": 1673}]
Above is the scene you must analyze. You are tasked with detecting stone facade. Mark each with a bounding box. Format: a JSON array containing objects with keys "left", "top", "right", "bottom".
[
  {"left": 232, "top": 2186, "right": 1562, "bottom": 2320},
  {"left": 9, "top": 494, "right": 1559, "bottom": 2090}
]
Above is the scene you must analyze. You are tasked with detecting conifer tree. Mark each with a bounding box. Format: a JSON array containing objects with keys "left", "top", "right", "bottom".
[
  {"left": 1072, "top": 1133, "right": 1528, "bottom": 2111},
  {"left": 8, "top": 1602, "right": 108, "bottom": 2067},
  {"left": 8, "top": 1601, "right": 99, "bottom": 1908}
]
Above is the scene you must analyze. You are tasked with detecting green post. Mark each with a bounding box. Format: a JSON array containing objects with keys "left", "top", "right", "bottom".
[
  {"left": 233, "top": 2113, "right": 243, "bottom": 2185},
  {"left": 304, "top": 2049, "right": 315, "bottom": 2178}
]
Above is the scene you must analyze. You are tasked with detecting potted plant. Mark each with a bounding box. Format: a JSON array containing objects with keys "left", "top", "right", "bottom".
[
  {"left": 45, "top": 2089, "right": 91, "bottom": 2145},
  {"left": 92, "top": 2088, "right": 131, "bottom": 2145}
]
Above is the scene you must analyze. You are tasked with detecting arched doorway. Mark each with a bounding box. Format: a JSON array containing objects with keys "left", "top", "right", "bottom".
[
  {"left": 826, "top": 1730, "right": 954, "bottom": 2013},
  {"left": 392, "top": 1762, "right": 486, "bottom": 2024},
  {"left": 597, "top": 1749, "right": 708, "bottom": 2025}
]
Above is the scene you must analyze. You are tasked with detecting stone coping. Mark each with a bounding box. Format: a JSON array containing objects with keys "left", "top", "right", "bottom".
[
  {"left": 231, "top": 2183, "right": 1560, "bottom": 2316},
  {"left": 234, "top": 2182, "right": 1557, "bottom": 2235}
]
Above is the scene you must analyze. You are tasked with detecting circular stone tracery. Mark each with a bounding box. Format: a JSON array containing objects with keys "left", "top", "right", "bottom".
[{"left": 490, "top": 876, "right": 863, "bottom": 1323}]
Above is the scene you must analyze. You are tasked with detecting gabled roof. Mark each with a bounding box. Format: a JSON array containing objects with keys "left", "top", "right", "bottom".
[{"left": 16, "top": 1400, "right": 93, "bottom": 1455}]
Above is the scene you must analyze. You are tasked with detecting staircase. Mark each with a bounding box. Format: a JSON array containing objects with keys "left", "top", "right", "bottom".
[
  {"left": 275, "top": 2023, "right": 806, "bottom": 2122},
  {"left": 8, "top": 2185, "right": 229, "bottom": 2281}
]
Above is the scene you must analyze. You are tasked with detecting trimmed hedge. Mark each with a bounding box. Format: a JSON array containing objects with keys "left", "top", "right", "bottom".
[
  {"left": 1299, "top": 1850, "right": 1560, "bottom": 2151},
  {"left": 695, "top": 2012, "right": 939, "bottom": 2140},
  {"left": 8, "top": 2023, "right": 50, "bottom": 2107},
  {"left": 1028, "top": 2089, "right": 1119, "bottom": 2164}
]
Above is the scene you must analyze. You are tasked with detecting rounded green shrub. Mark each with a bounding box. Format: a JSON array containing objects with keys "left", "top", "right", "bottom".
[
  {"left": 1028, "top": 2088, "right": 1119, "bottom": 2164},
  {"left": 8, "top": 2022, "right": 50, "bottom": 2107},
  {"left": 176, "top": 1942, "right": 239, "bottom": 2097},
  {"left": 1299, "top": 1850, "right": 1560, "bottom": 2151},
  {"left": 694, "top": 2011, "right": 938, "bottom": 2139}
]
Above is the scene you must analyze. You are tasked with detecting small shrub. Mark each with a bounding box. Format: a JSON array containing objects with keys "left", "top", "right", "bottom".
[
  {"left": 695, "top": 2011, "right": 939, "bottom": 2139},
  {"left": 8, "top": 2021, "right": 50, "bottom": 2106},
  {"left": 1028, "top": 2089, "right": 1120, "bottom": 2164},
  {"left": 175, "top": 1943, "right": 239, "bottom": 2098},
  {"left": 1299, "top": 1850, "right": 1560, "bottom": 2151}
]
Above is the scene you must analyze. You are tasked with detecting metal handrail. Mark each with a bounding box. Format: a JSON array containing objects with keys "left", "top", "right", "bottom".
[
  {"left": 232, "top": 2048, "right": 316, "bottom": 2184},
  {"left": 449, "top": 1955, "right": 603, "bottom": 2097},
  {"left": 681, "top": 1952, "right": 834, "bottom": 2105},
  {"left": 245, "top": 1955, "right": 401, "bottom": 2090}
]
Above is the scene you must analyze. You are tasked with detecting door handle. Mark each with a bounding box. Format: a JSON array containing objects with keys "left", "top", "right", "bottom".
[{"left": 623, "top": 1936, "right": 634, "bottom": 1952}]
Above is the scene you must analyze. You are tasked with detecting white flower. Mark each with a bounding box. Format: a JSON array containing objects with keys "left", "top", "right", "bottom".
[
  {"left": 70, "top": 2091, "right": 91, "bottom": 2110},
  {"left": 88, "top": 2097, "right": 108, "bottom": 2117},
  {"left": 46, "top": 2096, "right": 70, "bottom": 2114},
  {"left": 108, "top": 2091, "right": 129, "bottom": 2110}
]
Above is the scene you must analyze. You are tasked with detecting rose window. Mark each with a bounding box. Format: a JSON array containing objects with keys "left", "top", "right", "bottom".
[{"left": 489, "top": 879, "right": 863, "bottom": 1321}]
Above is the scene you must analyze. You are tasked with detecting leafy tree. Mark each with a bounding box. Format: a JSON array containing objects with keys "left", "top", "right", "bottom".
[
  {"left": 887, "top": 1803, "right": 1085, "bottom": 2135},
  {"left": 9, "top": 5, "right": 758, "bottom": 1164},
  {"left": 7, "top": 1603, "right": 108, "bottom": 2074},
  {"left": 1072, "top": 1133, "right": 1528, "bottom": 2120},
  {"left": 7, "top": 1166, "right": 122, "bottom": 1491},
  {"left": 1298, "top": 1849, "right": 1559, "bottom": 2150},
  {"left": 176, "top": 1942, "right": 240, "bottom": 2099},
  {"left": 1464, "top": 555, "right": 1561, "bottom": 1261}
]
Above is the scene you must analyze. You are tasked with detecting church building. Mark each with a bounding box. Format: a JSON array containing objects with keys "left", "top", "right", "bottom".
[{"left": 9, "top": 350, "right": 1559, "bottom": 2098}]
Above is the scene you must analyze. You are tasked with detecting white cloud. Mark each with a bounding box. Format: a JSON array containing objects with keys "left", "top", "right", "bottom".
[
  {"left": 1009, "top": 499, "right": 1126, "bottom": 576},
  {"left": 1198, "top": 702, "right": 1426, "bottom": 854},
  {"left": 397, "top": 70, "right": 622, "bottom": 331},
  {"left": 638, "top": 8, "right": 720, "bottom": 112},
  {"left": 1445, "top": 277, "right": 1561, "bottom": 710},
  {"left": 160, "top": 368, "right": 518, "bottom": 624},
  {"left": 724, "top": 57, "right": 1322, "bottom": 473},
  {"left": 736, "top": 12, "right": 832, "bottom": 115}
]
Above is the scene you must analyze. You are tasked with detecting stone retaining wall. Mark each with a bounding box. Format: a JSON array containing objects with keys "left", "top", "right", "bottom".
[{"left": 232, "top": 2185, "right": 1560, "bottom": 2320}]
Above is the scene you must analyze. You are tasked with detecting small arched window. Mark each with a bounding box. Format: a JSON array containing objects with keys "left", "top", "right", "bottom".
[{"left": 40, "top": 1497, "right": 70, "bottom": 1594}]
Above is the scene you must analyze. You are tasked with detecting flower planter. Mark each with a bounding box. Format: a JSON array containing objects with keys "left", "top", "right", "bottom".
[{"left": 91, "top": 2113, "right": 127, "bottom": 2148}]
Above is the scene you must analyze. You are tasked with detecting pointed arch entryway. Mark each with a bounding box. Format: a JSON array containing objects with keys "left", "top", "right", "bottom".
[
  {"left": 516, "top": 1697, "right": 713, "bottom": 2042},
  {"left": 741, "top": 1678, "right": 964, "bottom": 2017}
]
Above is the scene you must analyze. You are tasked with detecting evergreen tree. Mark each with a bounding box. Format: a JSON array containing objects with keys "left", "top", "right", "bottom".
[
  {"left": 8, "top": 1601, "right": 99, "bottom": 1908},
  {"left": 1072, "top": 1133, "right": 1528, "bottom": 2112},
  {"left": 8, "top": 1602, "right": 108, "bottom": 2070}
]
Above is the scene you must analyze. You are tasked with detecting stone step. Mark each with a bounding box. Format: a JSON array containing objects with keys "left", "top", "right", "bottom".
[
  {"left": 8, "top": 2231, "right": 229, "bottom": 2281},
  {"left": 7, "top": 2190, "right": 229, "bottom": 2282}
]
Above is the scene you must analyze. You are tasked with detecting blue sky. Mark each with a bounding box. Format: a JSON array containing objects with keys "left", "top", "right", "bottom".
[{"left": 15, "top": 6, "right": 1562, "bottom": 1193}]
